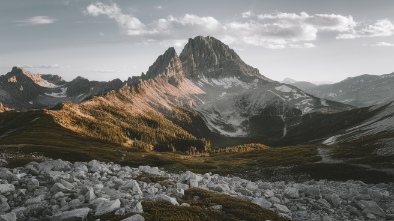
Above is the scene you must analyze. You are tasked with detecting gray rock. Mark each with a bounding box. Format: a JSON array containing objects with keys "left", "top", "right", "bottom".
[
  {"left": 306, "top": 186, "right": 321, "bottom": 199},
  {"left": 273, "top": 204, "right": 290, "bottom": 213},
  {"left": 120, "top": 180, "right": 142, "bottom": 195},
  {"left": 284, "top": 187, "right": 299, "bottom": 199},
  {"left": 94, "top": 199, "right": 121, "bottom": 216},
  {"left": 138, "top": 166, "right": 160, "bottom": 175},
  {"left": 50, "top": 183, "right": 72, "bottom": 193},
  {"left": 0, "top": 184, "right": 15, "bottom": 194},
  {"left": 176, "top": 183, "right": 189, "bottom": 191},
  {"left": 328, "top": 194, "right": 341, "bottom": 208},
  {"left": 0, "top": 212, "right": 16, "bottom": 221},
  {"left": 213, "top": 184, "right": 230, "bottom": 193},
  {"left": 210, "top": 205, "right": 222, "bottom": 210},
  {"left": 322, "top": 215, "right": 332, "bottom": 221},
  {"left": 85, "top": 187, "right": 96, "bottom": 202},
  {"left": 11, "top": 207, "right": 26, "bottom": 219},
  {"left": 263, "top": 189, "right": 274, "bottom": 198},
  {"left": 25, "top": 197, "right": 42, "bottom": 206},
  {"left": 49, "top": 207, "right": 90, "bottom": 221},
  {"left": 131, "top": 202, "right": 143, "bottom": 213},
  {"left": 245, "top": 182, "right": 258, "bottom": 191},
  {"left": 358, "top": 200, "right": 385, "bottom": 217},
  {"left": 27, "top": 179, "right": 40, "bottom": 191},
  {"left": 251, "top": 198, "right": 272, "bottom": 209},
  {"left": 155, "top": 194, "right": 179, "bottom": 206},
  {"left": 0, "top": 201, "right": 10, "bottom": 213},
  {"left": 120, "top": 214, "right": 145, "bottom": 221},
  {"left": 0, "top": 170, "right": 15, "bottom": 182},
  {"left": 189, "top": 179, "right": 198, "bottom": 188}
]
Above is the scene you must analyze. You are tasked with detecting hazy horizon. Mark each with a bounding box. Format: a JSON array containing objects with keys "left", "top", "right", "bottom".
[{"left": 1, "top": 0, "right": 394, "bottom": 82}]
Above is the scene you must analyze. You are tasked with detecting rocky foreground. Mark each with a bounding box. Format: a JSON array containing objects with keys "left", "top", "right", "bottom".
[{"left": 0, "top": 159, "right": 393, "bottom": 221}]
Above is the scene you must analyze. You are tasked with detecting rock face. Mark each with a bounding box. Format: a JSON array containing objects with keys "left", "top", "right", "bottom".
[
  {"left": 0, "top": 159, "right": 393, "bottom": 221},
  {"left": 145, "top": 47, "right": 184, "bottom": 80},
  {"left": 179, "top": 36, "right": 270, "bottom": 81}
]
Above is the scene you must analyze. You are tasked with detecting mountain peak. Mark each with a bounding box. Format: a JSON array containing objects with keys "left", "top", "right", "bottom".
[
  {"left": 145, "top": 47, "right": 184, "bottom": 80},
  {"left": 179, "top": 36, "right": 271, "bottom": 81},
  {"left": 282, "top": 78, "right": 297, "bottom": 84}
]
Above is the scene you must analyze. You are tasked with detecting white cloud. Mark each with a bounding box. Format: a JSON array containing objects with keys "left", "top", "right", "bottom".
[
  {"left": 86, "top": 2, "right": 147, "bottom": 35},
  {"left": 155, "top": 5, "right": 162, "bottom": 10},
  {"left": 17, "top": 16, "right": 56, "bottom": 26},
  {"left": 337, "top": 19, "right": 394, "bottom": 39},
  {"left": 241, "top": 11, "right": 252, "bottom": 18},
  {"left": 84, "top": 3, "right": 392, "bottom": 49},
  {"left": 374, "top": 42, "right": 394, "bottom": 47},
  {"left": 19, "top": 64, "right": 69, "bottom": 69}
]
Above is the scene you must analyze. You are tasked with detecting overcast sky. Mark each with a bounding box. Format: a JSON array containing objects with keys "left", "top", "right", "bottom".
[{"left": 1, "top": 0, "right": 394, "bottom": 83}]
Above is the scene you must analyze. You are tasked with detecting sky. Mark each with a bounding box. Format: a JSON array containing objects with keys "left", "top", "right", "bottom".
[{"left": 1, "top": 0, "right": 394, "bottom": 83}]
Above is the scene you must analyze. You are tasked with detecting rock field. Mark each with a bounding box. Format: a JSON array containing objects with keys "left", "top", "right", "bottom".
[{"left": 0, "top": 158, "right": 393, "bottom": 221}]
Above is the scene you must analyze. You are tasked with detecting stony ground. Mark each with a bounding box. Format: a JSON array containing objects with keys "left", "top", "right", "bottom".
[{"left": 0, "top": 158, "right": 394, "bottom": 221}]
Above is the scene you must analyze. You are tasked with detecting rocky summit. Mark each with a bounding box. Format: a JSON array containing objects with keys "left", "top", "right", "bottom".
[{"left": 0, "top": 158, "right": 393, "bottom": 221}]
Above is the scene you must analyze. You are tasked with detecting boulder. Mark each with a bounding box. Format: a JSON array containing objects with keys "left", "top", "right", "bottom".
[
  {"left": 306, "top": 186, "right": 321, "bottom": 199},
  {"left": 138, "top": 166, "right": 161, "bottom": 175},
  {"left": 155, "top": 194, "right": 179, "bottom": 206},
  {"left": 284, "top": 187, "right": 299, "bottom": 199},
  {"left": 131, "top": 202, "right": 143, "bottom": 213},
  {"left": 251, "top": 198, "right": 272, "bottom": 209},
  {"left": 0, "top": 212, "right": 16, "bottom": 221},
  {"left": 0, "top": 169, "right": 15, "bottom": 182},
  {"left": 273, "top": 204, "right": 290, "bottom": 213},
  {"left": 120, "top": 180, "right": 142, "bottom": 195},
  {"left": 50, "top": 183, "right": 73, "bottom": 193},
  {"left": 358, "top": 200, "right": 385, "bottom": 217},
  {"left": 0, "top": 184, "right": 15, "bottom": 194},
  {"left": 120, "top": 214, "right": 145, "bottom": 221},
  {"left": 27, "top": 178, "right": 40, "bottom": 191},
  {"left": 49, "top": 207, "right": 90, "bottom": 221},
  {"left": 94, "top": 199, "right": 121, "bottom": 216}
]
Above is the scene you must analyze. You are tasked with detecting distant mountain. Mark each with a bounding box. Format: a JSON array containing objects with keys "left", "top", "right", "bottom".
[
  {"left": 291, "top": 81, "right": 317, "bottom": 90},
  {"left": 299, "top": 73, "right": 394, "bottom": 107},
  {"left": 0, "top": 67, "right": 124, "bottom": 111},
  {"left": 2, "top": 35, "right": 394, "bottom": 154},
  {"left": 281, "top": 78, "right": 297, "bottom": 84}
]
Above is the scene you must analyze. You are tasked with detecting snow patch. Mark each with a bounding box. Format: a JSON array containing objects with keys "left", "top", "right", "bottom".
[
  {"left": 275, "top": 85, "right": 293, "bottom": 93},
  {"left": 45, "top": 87, "right": 67, "bottom": 98},
  {"left": 37, "top": 79, "right": 58, "bottom": 88},
  {"left": 320, "top": 99, "right": 329, "bottom": 106},
  {"left": 322, "top": 135, "right": 339, "bottom": 145}
]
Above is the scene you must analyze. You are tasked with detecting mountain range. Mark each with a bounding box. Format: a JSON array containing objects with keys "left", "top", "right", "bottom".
[
  {"left": 284, "top": 74, "right": 394, "bottom": 107},
  {"left": 1, "top": 36, "right": 394, "bottom": 156}
]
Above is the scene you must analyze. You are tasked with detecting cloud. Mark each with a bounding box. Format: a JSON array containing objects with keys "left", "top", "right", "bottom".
[
  {"left": 155, "top": 5, "right": 163, "bottom": 10},
  {"left": 86, "top": 2, "right": 147, "bottom": 35},
  {"left": 19, "top": 64, "right": 69, "bottom": 69},
  {"left": 374, "top": 42, "right": 394, "bottom": 47},
  {"left": 258, "top": 12, "right": 356, "bottom": 32},
  {"left": 337, "top": 19, "right": 394, "bottom": 39},
  {"left": 84, "top": 3, "right": 391, "bottom": 49},
  {"left": 241, "top": 11, "right": 252, "bottom": 18},
  {"left": 17, "top": 16, "right": 56, "bottom": 26}
]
